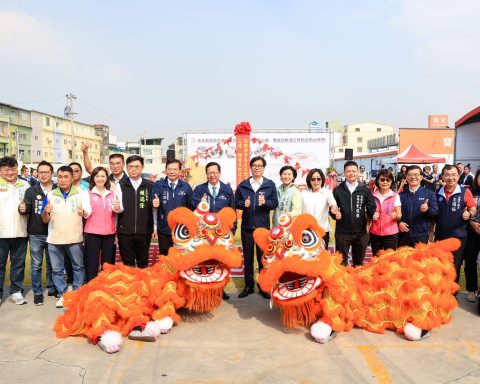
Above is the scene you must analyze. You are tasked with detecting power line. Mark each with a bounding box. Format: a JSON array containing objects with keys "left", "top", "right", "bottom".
[
  {"left": 11, "top": 96, "right": 65, "bottom": 105},
  {"left": 76, "top": 98, "right": 144, "bottom": 132}
]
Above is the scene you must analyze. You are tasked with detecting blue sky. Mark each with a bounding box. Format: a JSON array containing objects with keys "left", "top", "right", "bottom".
[{"left": 1, "top": 1, "right": 479, "bottom": 146}]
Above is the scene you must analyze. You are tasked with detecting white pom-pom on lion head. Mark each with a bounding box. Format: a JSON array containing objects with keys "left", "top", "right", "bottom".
[{"left": 310, "top": 321, "right": 332, "bottom": 344}]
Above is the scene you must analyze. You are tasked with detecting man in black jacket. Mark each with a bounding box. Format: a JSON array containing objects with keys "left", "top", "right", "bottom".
[
  {"left": 115, "top": 155, "right": 154, "bottom": 268},
  {"left": 19, "top": 160, "right": 57, "bottom": 305},
  {"left": 333, "top": 161, "right": 376, "bottom": 266}
]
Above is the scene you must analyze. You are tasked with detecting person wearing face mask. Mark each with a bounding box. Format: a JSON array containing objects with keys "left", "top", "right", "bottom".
[
  {"left": 272, "top": 165, "right": 302, "bottom": 227},
  {"left": 301, "top": 168, "right": 338, "bottom": 248},
  {"left": 192, "top": 161, "right": 236, "bottom": 300},
  {"left": 151, "top": 159, "right": 194, "bottom": 257}
]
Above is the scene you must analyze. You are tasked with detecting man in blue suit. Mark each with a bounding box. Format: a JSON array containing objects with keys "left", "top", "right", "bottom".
[{"left": 192, "top": 161, "right": 236, "bottom": 300}]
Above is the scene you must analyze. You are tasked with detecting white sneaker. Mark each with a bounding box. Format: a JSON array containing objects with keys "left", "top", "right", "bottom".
[
  {"left": 56, "top": 296, "right": 64, "bottom": 308},
  {"left": 67, "top": 285, "right": 73, "bottom": 292},
  {"left": 9, "top": 292, "right": 27, "bottom": 305}
]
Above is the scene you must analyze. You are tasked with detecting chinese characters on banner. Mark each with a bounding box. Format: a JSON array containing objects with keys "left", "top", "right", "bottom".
[{"left": 236, "top": 134, "right": 250, "bottom": 187}]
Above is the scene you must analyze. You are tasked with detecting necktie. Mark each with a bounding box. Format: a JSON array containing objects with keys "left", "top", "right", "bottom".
[
  {"left": 170, "top": 182, "right": 175, "bottom": 190},
  {"left": 212, "top": 186, "right": 217, "bottom": 199}
]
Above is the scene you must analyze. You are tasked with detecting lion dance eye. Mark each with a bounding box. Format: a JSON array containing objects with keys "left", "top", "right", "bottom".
[
  {"left": 285, "top": 239, "right": 293, "bottom": 248},
  {"left": 215, "top": 228, "right": 223, "bottom": 237},
  {"left": 301, "top": 229, "right": 319, "bottom": 248},
  {"left": 174, "top": 224, "right": 190, "bottom": 240}
]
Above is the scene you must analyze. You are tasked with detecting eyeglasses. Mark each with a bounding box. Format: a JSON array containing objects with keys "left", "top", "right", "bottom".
[
  {"left": 127, "top": 165, "right": 142, "bottom": 169},
  {"left": 251, "top": 164, "right": 264, "bottom": 169},
  {"left": 72, "top": 169, "right": 82, "bottom": 173},
  {"left": 379, "top": 178, "right": 391, "bottom": 182},
  {"left": 311, "top": 177, "right": 322, "bottom": 181},
  {"left": 207, "top": 172, "right": 219, "bottom": 176},
  {"left": 38, "top": 171, "right": 51, "bottom": 175},
  {"left": 407, "top": 173, "right": 421, "bottom": 178}
]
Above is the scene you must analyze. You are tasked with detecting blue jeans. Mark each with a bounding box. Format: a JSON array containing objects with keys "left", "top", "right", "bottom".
[
  {"left": 48, "top": 243, "right": 85, "bottom": 296},
  {"left": 0, "top": 237, "right": 28, "bottom": 297},
  {"left": 29, "top": 235, "right": 54, "bottom": 295}
]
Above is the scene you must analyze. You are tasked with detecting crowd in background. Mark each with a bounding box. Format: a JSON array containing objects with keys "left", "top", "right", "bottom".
[{"left": 1, "top": 150, "right": 479, "bottom": 309}]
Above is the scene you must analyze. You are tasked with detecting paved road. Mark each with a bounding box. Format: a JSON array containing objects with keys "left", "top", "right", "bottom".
[{"left": 1, "top": 289, "right": 479, "bottom": 384}]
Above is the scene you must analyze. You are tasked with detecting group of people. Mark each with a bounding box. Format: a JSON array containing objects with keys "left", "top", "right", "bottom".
[{"left": 1, "top": 149, "right": 479, "bottom": 309}]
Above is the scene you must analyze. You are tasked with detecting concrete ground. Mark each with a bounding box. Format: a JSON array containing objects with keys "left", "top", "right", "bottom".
[{"left": 0, "top": 288, "right": 480, "bottom": 384}]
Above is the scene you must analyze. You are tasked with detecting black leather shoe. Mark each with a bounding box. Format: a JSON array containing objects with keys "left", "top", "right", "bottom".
[
  {"left": 222, "top": 290, "right": 230, "bottom": 300},
  {"left": 259, "top": 289, "right": 271, "bottom": 300},
  {"left": 238, "top": 287, "right": 254, "bottom": 298}
]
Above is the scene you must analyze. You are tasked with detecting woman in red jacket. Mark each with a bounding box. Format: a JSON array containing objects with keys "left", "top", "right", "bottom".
[
  {"left": 82, "top": 166, "right": 121, "bottom": 282},
  {"left": 370, "top": 169, "right": 402, "bottom": 256}
]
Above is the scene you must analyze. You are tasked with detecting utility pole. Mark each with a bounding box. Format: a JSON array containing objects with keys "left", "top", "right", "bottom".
[{"left": 64, "top": 94, "right": 77, "bottom": 161}]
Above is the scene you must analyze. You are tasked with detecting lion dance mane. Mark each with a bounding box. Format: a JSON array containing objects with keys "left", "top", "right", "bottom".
[
  {"left": 54, "top": 202, "right": 242, "bottom": 353},
  {"left": 255, "top": 213, "right": 460, "bottom": 343}
]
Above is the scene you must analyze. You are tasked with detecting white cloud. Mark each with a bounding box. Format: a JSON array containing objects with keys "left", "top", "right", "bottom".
[{"left": 0, "top": 10, "right": 67, "bottom": 64}]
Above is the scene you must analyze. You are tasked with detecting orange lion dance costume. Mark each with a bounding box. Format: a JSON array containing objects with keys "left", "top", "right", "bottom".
[
  {"left": 54, "top": 202, "right": 241, "bottom": 353},
  {"left": 255, "top": 213, "right": 460, "bottom": 343}
]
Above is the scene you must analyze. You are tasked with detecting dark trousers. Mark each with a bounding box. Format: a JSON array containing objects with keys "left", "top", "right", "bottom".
[
  {"left": 117, "top": 234, "right": 151, "bottom": 268},
  {"left": 241, "top": 228, "right": 264, "bottom": 288},
  {"left": 158, "top": 232, "right": 173, "bottom": 256},
  {"left": 370, "top": 233, "right": 398, "bottom": 257},
  {"left": 84, "top": 233, "right": 115, "bottom": 282},
  {"left": 464, "top": 229, "right": 480, "bottom": 292},
  {"left": 398, "top": 233, "right": 429, "bottom": 247},
  {"left": 323, "top": 232, "right": 330, "bottom": 250},
  {"left": 335, "top": 232, "right": 369, "bottom": 266},
  {"left": 0, "top": 237, "right": 28, "bottom": 296},
  {"left": 436, "top": 235, "right": 467, "bottom": 285}
]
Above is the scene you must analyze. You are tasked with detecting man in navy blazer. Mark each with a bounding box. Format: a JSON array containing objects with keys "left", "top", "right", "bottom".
[{"left": 192, "top": 161, "right": 236, "bottom": 300}]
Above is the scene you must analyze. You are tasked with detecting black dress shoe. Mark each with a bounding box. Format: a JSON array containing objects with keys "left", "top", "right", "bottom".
[
  {"left": 258, "top": 289, "right": 271, "bottom": 300},
  {"left": 222, "top": 290, "right": 230, "bottom": 300},
  {"left": 238, "top": 287, "right": 254, "bottom": 298}
]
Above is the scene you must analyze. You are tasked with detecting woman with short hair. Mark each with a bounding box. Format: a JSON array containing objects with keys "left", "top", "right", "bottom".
[{"left": 301, "top": 168, "right": 337, "bottom": 248}]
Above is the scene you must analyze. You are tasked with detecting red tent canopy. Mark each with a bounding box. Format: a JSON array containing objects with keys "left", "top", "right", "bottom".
[{"left": 391, "top": 144, "right": 446, "bottom": 164}]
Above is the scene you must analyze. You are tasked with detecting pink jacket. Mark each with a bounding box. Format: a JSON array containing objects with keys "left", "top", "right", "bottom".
[
  {"left": 370, "top": 190, "right": 399, "bottom": 236},
  {"left": 83, "top": 189, "right": 116, "bottom": 235}
]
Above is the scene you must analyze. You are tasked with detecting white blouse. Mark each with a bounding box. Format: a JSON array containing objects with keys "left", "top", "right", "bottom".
[{"left": 301, "top": 188, "right": 337, "bottom": 232}]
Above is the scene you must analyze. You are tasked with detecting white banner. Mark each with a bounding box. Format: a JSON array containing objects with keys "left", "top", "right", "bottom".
[{"left": 185, "top": 131, "right": 330, "bottom": 190}]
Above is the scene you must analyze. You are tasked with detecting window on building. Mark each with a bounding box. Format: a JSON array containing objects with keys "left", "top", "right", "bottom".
[
  {"left": 46, "top": 117, "right": 50, "bottom": 126},
  {"left": 146, "top": 159, "right": 153, "bottom": 164},
  {"left": 377, "top": 128, "right": 381, "bottom": 132},
  {"left": 37, "top": 150, "right": 41, "bottom": 156},
  {"left": 357, "top": 137, "right": 363, "bottom": 143},
  {"left": 357, "top": 146, "right": 362, "bottom": 152},
  {"left": 34, "top": 135, "right": 38, "bottom": 141},
  {"left": 355, "top": 128, "right": 360, "bottom": 132},
  {"left": 10, "top": 110, "right": 16, "bottom": 118},
  {"left": 64, "top": 139, "right": 67, "bottom": 145}
]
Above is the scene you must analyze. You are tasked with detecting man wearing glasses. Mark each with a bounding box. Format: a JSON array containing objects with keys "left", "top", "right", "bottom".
[
  {"left": 398, "top": 165, "right": 438, "bottom": 247},
  {"left": 235, "top": 156, "right": 278, "bottom": 299},
  {"left": 151, "top": 159, "right": 194, "bottom": 257},
  {"left": 19, "top": 161, "right": 57, "bottom": 305},
  {"left": 69, "top": 162, "right": 89, "bottom": 191},
  {"left": 0, "top": 156, "right": 30, "bottom": 305},
  {"left": 435, "top": 164, "right": 477, "bottom": 295},
  {"left": 114, "top": 155, "right": 155, "bottom": 268},
  {"left": 192, "top": 161, "right": 236, "bottom": 300}
]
